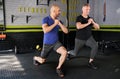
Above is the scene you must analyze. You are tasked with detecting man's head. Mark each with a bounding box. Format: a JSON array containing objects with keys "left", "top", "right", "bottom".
[
  {"left": 50, "top": 4, "right": 61, "bottom": 18},
  {"left": 82, "top": 4, "right": 91, "bottom": 16}
]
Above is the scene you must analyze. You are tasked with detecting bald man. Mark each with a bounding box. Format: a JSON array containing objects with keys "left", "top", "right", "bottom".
[{"left": 33, "top": 4, "right": 68, "bottom": 78}]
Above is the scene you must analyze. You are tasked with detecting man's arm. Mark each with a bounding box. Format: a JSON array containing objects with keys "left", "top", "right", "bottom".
[
  {"left": 91, "top": 19, "right": 100, "bottom": 30},
  {"left": 76, "top": 19, "right": 92, "bottom": 29},
  {"left": 76, "top": 18, "right": 100, "bottom": 30},
  {"left": 58, "top": 22, "right": 68, "bottom": 34},
  {"left": 42, "top": 19, "right": 59, "bottom": 33}
]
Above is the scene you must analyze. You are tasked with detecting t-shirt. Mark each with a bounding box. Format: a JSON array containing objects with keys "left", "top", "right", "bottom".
[
  {"left": 42, "top": 16, "right": 59, "bottom": 44},
  {"left": 76, "top": 15, "right": 93, "bottom": 40}
]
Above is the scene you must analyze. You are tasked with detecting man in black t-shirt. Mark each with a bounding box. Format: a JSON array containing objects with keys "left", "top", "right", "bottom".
[{"left": 68, "top": 4, "right": 100, "bottom": 70}]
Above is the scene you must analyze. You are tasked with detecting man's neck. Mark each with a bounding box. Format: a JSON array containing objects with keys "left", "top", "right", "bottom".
[
  {"left": 82, "top": 13, "right": 88, "bottom": 18},
  {"left": 50, "top": 14, "right": 56, "bottom": 20}
]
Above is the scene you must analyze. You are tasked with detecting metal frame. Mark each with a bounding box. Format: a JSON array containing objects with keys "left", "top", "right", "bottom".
[
  {"left": 0, "top": 0, "right": 6, "bottom": 31},
  {"left": 36, "top": 0, "right": 56, "bottom": 6}
]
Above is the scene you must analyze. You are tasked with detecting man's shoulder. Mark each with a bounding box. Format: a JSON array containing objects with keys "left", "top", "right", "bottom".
[
  {"left": 43, "top": 16, "right": 49, "bottom": 20},
  {"left": 76, "top": 15, "right": 82, "bottom": 21},
  {"left": 77, "top": 15, "right": 82, "bottom": 18},
  {"left": 42, "top": 16, "right": 50, "bottom": 23},
  {"left": 42, "top": 16, "right": 50, "bottom": 24}
]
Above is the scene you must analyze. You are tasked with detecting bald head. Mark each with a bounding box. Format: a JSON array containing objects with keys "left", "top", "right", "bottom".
[
  {"left": 50, "top": 4, "right": 60, "bottom": 12},
  {"left": 50, "top": 4, "right": 61, "bottom": 19}
]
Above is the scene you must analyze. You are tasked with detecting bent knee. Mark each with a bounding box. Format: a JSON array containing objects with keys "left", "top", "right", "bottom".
[
  {"left": 61, "top": 51, "right": 67, "bottom": 57},
  {"left": 91, "top": 43, "right": 98, "bottom": 49}
]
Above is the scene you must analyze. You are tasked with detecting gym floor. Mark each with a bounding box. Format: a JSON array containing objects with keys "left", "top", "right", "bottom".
[{"left": 0, "top": 47, "right": 120, "bottom": 79}]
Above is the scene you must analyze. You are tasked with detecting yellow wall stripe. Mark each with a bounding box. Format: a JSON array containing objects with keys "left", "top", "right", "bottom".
[
  {"left": 1, "top": 25, "right": 120, "bottom": 33},
  {"left": 4, "top": 29, "right": 43, "bottom": 32},
  {"left": 6, "top": 25, "right": 42, "bottom": 29}
]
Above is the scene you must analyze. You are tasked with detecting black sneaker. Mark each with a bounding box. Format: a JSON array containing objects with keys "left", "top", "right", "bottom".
[
  {"left": 88, "top": 61, "right": 98, "bottom": 70},
  {"left": 56, "top": 68, "right": 64, "bottom": 78}
]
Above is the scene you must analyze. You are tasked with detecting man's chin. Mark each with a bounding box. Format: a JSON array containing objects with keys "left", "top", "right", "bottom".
[{"left": 57, "top": 14, "right": 61, "bottom": 17}]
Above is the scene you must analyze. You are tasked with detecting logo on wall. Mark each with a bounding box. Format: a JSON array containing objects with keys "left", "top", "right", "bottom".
[{"left": 36, "top": 0, "right": 56, "bottom": 6}]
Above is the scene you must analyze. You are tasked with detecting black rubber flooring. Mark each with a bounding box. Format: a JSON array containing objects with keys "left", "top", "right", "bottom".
[{"left": 0, "top": 48, "right": 120, "bottom": 79}]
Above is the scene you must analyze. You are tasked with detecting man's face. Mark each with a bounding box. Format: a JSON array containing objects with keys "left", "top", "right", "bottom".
[
  {"left": 82, "top": 6, "right": 90, "bottom": 15},
  {"left": 54, "top": 7, "right": 61, "bottom": 17}
]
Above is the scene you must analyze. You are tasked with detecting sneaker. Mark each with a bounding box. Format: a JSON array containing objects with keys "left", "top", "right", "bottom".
[
  {"left": 66, "top": 50, "right": 76, "bottom": 60},
  {"left": 88, "top": 61, "right": 98, "bottom": 70},
  {"left": 67, "top": 50, "right": 75, "bottom": 56},
  {"left": 56, "top": 68, "right": 64, "bottom": 78},
  {"left": 66, "top": 54, "right": 73, "bottom": 60}
]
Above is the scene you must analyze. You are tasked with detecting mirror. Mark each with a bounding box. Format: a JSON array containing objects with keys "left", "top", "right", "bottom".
[{"left": 0, "top": 0, "right": 5, "bottom": 31}]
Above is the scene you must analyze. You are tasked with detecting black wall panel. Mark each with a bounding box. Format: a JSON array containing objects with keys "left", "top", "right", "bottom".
[{"left": 0, "top": 32, "right": 43, "bottom": 53}]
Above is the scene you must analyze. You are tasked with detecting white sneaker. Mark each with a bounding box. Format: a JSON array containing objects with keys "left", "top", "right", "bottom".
[{"left": 67, "top": 50, "right": 75, "bottom": 56}]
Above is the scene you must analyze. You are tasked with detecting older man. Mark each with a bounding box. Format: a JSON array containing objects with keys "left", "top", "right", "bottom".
[{"left": 68, "top": 3, "right": 100, "bottom": 70}]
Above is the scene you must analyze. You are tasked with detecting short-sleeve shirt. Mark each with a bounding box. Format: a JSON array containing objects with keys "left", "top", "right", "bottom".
[
  {"left": 42, "top": 16, "right": 60, "bottom": 44},
  {"left": 76, "top": 15, "right": 93, "bottom": 40}
]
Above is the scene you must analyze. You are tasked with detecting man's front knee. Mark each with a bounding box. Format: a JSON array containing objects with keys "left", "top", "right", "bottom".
[{"left": 61, "top": 51, "right": 67, "bottom": 57}]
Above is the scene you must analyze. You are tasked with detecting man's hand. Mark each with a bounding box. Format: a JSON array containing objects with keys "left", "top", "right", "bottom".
[
  {"left": 88, "top": 18, "right": 100, "bottom": 30},
  {"left": 54, "top": 19, "right": 60, "bottom": 25},
  {"left": 88, "top": 18, "right": 93, "bottom": 25}
]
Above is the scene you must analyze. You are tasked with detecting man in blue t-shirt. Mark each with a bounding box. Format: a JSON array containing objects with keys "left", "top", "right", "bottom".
[{"left": 33, "top": 4, "right": 68, "bottom": 78}]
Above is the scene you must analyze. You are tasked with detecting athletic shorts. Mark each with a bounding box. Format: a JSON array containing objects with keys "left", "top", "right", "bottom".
[{"left": 40, "top": 41, "right": 63, "bottom": 58}]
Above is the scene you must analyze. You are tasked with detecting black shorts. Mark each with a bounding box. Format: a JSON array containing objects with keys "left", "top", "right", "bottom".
[{"left": 40, "top": 41, "right": 63, "bottom": 58}]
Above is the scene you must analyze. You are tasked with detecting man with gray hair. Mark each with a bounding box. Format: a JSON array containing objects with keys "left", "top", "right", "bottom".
[{"left": 67, "top": 3, "right": 100, "bottom": 70}]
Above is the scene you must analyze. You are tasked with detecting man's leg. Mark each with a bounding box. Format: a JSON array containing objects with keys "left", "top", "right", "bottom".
[
  {"left": 33, "top": 56, "right": 46, "bottom": 64},
  {"left": 33, "top": 44, "right": 53, "bottom": 65},
  {"left": 73, "top": 38, "right": 85, "bottom": 55},
  {"left": 86, "top": 36, "right": 98, "bottom": 69},
  {"left": 56, "top": 46, "right": 67, "bottom": 77},
  {"left": 53, "top": 42, "right": 67, "bottom": 77},
  {"left": 68, "top": 38, "right": 85, "bottom": 56},
  {"left": 56, "top": 46, "right": 67, "bottom": 69}
]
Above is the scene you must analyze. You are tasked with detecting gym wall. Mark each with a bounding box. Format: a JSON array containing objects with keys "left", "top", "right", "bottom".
[
  {"left": 89, "top": 0, "right": 120, "bottom": 25},
  {"left": 5, "top": 0, "right": 67, "bottom": 28},
  {"left": 89, "top": 0, "right": 120, "bottom": 42},
  {"left": 3, "top": 0, "right": 82, "bottom": 53}
]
